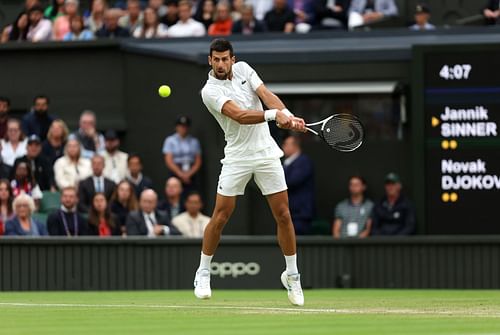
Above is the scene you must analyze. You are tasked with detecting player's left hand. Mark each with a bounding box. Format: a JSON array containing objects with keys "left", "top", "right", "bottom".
[{"left": 291, "top": 117, "right": 306, "bottom": 133}]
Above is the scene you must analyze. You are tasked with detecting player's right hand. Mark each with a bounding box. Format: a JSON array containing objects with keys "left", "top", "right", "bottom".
[
  {"left": 276, "top": 110, "right": 293, "bottom": 129},
  {"left": 291, "top": 117, "right": 307, "bottom": 133}
]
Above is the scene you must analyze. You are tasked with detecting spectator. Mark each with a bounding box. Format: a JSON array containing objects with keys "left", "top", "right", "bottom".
[
  {"left": 371, "top": 173, "right": 416, "bottom": 235},
  {"left": 162, "top": 116, "right": 202, "bottom": 194},
  {"left": 1, "top": 119, "right": 27, "bottom": 167},
  {"left": 85, "top": 0, "right": 108, "bottom": 32},
  {"left": 52, "top": 0, "right": 80, "bottom": 40},
  {"left": 171, "top": 191, "right": 209, "bottom": 237},
  {"left": 162, "top": 0, "right": 179, "bottom": 26},
  {"left": 42, "top": 119, "right": 69, "bottom": 164},
  {"left": 282, "top": 135, "right": 315, "bottom": 235},
  {"left": 0, "top": 143, "right": 12, "bottom": 179},
  {"left": 110, "top": 180, "right": 138, "bottom": 234},
  {"left": 5, "top": 193, "right": 47, "bottom": 236},
  {"left": 126, "top": 154, "right": 153, "bottom": 197},
  {"left": 126, "top": 189, "right": 180, "bottom": 236},
  {"left": 87, "top": 192, "right": 121, "bottom": 236},
  {"left": 27, "top": 5, "right": 53, "bottom": 42},
  {"left": 264, "top": 0, "right": 296, "bottom": 33},
  {"left": 54, "top": 138, "right": 92, "bottom": 189},
  {"left": 149, "top": 0, "right": 168, "bottom": 17},
  {"left": 313, "top": 0, "right": 350, "bottom": 29},
  {"left": 0, "top": 97, "right": 10, "bottom": 139},
  {"left": 484, "top": 0, "right": 500, "bottom": 25},
  {"left": 96, "top": 9, "right": 131, "bottom": 38},
  {"left": 78, "top": 155, "right": 116, "bottom": 213},
  {"left": 409, "top": 3, "right": 435, "bottom": 31},
  {"left": 0, "top": 180, "right": 15, "bottom": 235},
  {"left": 102, "top": 130, "right": 128, "bottom": 184},
  {"left": 13, "top": 135, "right": 54, "bottom": 191},
  {"left": 45, "top": 0, "right": 66, "bottom": 21},
  {"left": 194, "top": 0, "right": 215, "bottom": 30},
  {"left": 119, "top": 0, "right": 144, "bottom": 35},
  {"left": 10, "top": 161, "right": 43, "bottom": 203},
  {"left": 22, "top": 95, "right": 55, "bottom": 141},
  {"left": 24, "top": 0, "right": 42, "bottom": 12},
  {"left": 63, "top": 15, "right": 94, "bottom": 40},
  {"left": 290, "top": 0, "right": 315, "bottom": 33},
  {"left": 207, "top": 1, "right": 233, "bottom": 36},
  {"left": 168, "top": 0, "right": 206, "bottom": 37},
  {"left": 232, "top": 4, "right": 267, "bottom": 34},
  {"left": 157, "top": 176, "right": 185, "bottom": 220},
  {"left": 47, "top": 186, "right": 90, "bottom": 236},
  {"left": 348, "top": 0, "right": 398, "bottom": 28},
  {"left": 72, "top": 110, "right": 105, "bottom": 159},
  {"left": 133, "top": 7, "right": 169, "bottom": 38},
  {"left": 1, "top": 12, "right": 30, "bottom": 43},
  {"left": 333, "top": 176, "right": 373, "bottom": 238},
  {"left": 231, "top": 0, "right": 244, "bottom": 21},
  {"left": 248, "top": 0, "right": 273, "bottom": 21}
]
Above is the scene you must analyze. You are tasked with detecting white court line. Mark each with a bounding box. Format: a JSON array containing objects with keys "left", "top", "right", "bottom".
[{"left": 0, "top": 302, "right": 499, "bottom": 317}]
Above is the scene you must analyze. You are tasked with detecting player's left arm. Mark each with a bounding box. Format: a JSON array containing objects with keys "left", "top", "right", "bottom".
[{"left": 255, "top": 84, "right": 306, "bottom": 131}]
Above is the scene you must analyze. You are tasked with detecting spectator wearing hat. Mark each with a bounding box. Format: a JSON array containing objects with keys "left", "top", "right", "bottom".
[
  {"left": 333, "top": 175, "right": 374, "bottom": 239},
  {"left": 0, "top": 97, "right": 11, "bottom": 139},
  {"left": 484, "top": 0, "right": 500, "bottom": 25},
  {"left": 95, "top": 8, "right": 130, "bottom": 38},
  {"left": 409, "top": 3, "right": 435, "bottom": 31},
  {"left": 371, "top": 173, "right": 416, "bottom": 236},
  {"left": 348, "top": 0, "right": 398, "bottom": 28},
  {"left": 162, "top": 116, "right": 202, "bottom": 194},
  {"left": 12, "top": 134, "right": 54, "bottom": 191},
  {"left": 22, "top": 95, "right": 55, "bottom": 142},
  {"left": 78, "top": 155, "right": 116, "bottom": 213},
  {"left": 102, "top": 130, "right": 128, "bottom": 184},
  {"left": 126, "top": 154, "right": 154, "bottom": 198},
  {"left": 27, "top": 5, "right": 53, "bottom": 42}
]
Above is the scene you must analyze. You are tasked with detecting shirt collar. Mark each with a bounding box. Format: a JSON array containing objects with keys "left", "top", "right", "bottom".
[{"left": 283, "top": 152, "right": 300, "bottom": 166}]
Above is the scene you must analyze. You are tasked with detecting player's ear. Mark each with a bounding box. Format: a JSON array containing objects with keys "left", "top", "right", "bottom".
[
  {"left": 208, "top": 55, "right": 212, "bottom": 66},
  {"left": 231, "top": 56, "right": 236, "bottom": 64}
]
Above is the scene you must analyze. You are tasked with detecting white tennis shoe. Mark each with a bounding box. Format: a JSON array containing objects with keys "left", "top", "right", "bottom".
[
  {"left": 281, "top": 271, "right": 304, "bottom": 306},
  {"left": 194, "top": 269, "right": 212, "bottom": 299}
]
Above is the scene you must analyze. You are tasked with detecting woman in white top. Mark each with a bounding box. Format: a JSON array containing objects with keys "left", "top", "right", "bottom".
[
  {"left": 1, "top": 119, "right": 27, "bottom": 166},
  {"left": 54, "top": 137, "right": 92, "bottom": 189},
  {"left": 133, "top": 7, "right": 168, "bottom": 39}
]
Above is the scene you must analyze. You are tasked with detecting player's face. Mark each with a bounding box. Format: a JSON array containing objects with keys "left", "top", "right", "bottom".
[{"left": 209, "top": 50, "right": 235, "bottom": 80}]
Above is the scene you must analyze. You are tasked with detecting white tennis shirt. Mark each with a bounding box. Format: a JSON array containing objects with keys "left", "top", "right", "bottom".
[{"left": 201, "top": 61, "right": 283, "bottom": 164}]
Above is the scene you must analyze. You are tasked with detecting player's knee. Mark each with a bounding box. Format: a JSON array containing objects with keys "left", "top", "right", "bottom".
[
  {"left": 274, "top": 206, "right": 292, "bottom": 225},
  {"left": 212, "top": 209, "right": 231, "bottom": 227}
]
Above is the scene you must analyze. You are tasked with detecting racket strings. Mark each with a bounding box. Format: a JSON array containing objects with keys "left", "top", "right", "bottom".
[{"left": 322, "top": 116, "right": 364, "bottom": 152}]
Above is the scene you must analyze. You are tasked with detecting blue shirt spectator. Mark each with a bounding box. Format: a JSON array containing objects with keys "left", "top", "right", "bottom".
[
  {"left": 63, "top": 30, "right": 94, "bottom": 40},
  {"left": 162, "top": 116, "right": 202, "bottom": 194},
  {"left": 5, "top": 193, "right": 48, "bottom": 236},
  {"left": 22, "top": 95, "right": 55, "bottom": 142},
  {"left": 282, "top": 135, "right": 315, "bottom": 235},
  {"left": 409, "top": 3, "right": 435, "bottom": 31}
]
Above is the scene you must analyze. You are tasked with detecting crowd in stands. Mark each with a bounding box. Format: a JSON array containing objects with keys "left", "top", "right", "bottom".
[
  {"left": 0, "top": 95, "right": 208, "bottom": 238},
  {"left": 2, "top": 0, "right": 498, "bottom": 43}
]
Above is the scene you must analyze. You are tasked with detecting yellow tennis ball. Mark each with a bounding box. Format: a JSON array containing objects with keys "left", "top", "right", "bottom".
[{"left": 158, "top": 85, "right": 171, "bottom": 98}]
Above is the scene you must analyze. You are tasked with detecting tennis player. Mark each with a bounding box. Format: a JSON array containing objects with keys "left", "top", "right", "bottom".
[{"left": 194, "top": 39, "right": 306, "bottom": 306}]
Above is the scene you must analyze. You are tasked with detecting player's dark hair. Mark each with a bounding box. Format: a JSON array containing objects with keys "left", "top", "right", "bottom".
[
  {"left": 0, "top": 96, "right": 10, "bottom": 106},
  {"left": 210, "top": 38, "right": 233, "bottom": 57},
  {"left": 33, "top": 95, "right": 49, "bottom": 104},
  {"left": 349, "top": 175, "right": 367, "bottom": 185}
]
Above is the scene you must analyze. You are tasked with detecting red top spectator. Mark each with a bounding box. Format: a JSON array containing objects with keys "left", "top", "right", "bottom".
[{"left": 208, "top": 1, "right": 233, "bottom": 36}]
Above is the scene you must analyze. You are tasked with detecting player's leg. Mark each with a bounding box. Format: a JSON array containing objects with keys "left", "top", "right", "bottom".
[{"left": 255, "top": 160, "right": 304, "bottom": 306}]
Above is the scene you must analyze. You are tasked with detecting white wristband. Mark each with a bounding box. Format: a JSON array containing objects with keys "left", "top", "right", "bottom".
[
  {"left": 282, "top": 108, "right": 294, "bottom": 117},
  {"left": 264, "top": 109, "right": 278, "bottom": 121}
]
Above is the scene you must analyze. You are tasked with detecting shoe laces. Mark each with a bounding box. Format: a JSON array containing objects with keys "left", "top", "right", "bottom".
[{"left": 197, "top": 269, "right": 210, "bottom": 289}]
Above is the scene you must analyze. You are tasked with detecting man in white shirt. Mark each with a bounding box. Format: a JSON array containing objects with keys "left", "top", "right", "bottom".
[
  {"left": 167, "top": 0, "right": 206, "bottom": 37},
  {"left": 172, "top": 191, "right": 210, "bottom": 238},
  {"left": 193, "top": 38, "right": 306, "bottom": 306},
  {"left": 27, "top": 5, "right": 53, "bottom": 42},
  {"left": 102, "top": 130, "right": 128, "bottom": 184}
]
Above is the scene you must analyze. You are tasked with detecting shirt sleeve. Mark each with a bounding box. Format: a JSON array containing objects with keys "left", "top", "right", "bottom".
[
  {"left": 192, "top": 138, "right": 201, "bottom": 155},
  {"left": 162, "top": 136, "right": 175, "bottom": 154},
  {"left": 334, "top": 203, "right": 342, "bottom": 220},
  {"left": 202, "top": 86, "right": 231, "bottom": 114},
  {"left": 239, "top": 62, "right": 264, "bottom": 91}
]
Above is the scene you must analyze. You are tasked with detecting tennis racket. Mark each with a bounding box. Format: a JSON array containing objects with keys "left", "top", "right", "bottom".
[{"left": 305, "top": 114, "right": 364, "bottom": 152}]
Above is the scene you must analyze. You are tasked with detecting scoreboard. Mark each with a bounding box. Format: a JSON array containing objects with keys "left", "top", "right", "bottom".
[{"left": 416, "top": 45, "right": 500, "bottom": 234}]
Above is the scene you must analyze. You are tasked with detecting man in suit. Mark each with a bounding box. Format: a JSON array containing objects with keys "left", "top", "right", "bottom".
[
  {"left": 126, "top": 189, "right": 180, "bottom": 236},
  {"left": 78, "top": 155, "right": 116, "bottom": 213},
  {"left": 157, "top": 177, "right": 185, "bottom": 220},
  {"left": 47, "top": 186, "right": 90, "bottom": 236},
  {"left": 281, "top": 135, "right": 315, "bottom": 235},
  {"left": 483, "top": 0, "right": 500, "bottom": 25},
  {"left": 126, "top": 154, "right": 154, "bottom": 198},
  {"left": 12, "top": 134, "right": 54, "bottom": 191}
]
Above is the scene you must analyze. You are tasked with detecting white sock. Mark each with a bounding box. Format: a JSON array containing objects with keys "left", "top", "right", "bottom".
[
  {"left": 198, "top": 252, "right": 213, "bottom": 271},
  {"left": 284, "top": 254, "right": 298, "bottom": 275}
]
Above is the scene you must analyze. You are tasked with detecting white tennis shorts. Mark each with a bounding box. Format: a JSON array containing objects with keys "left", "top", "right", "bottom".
[{"left": 217, "top": 158, "right": 288, "bottom": 196}]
